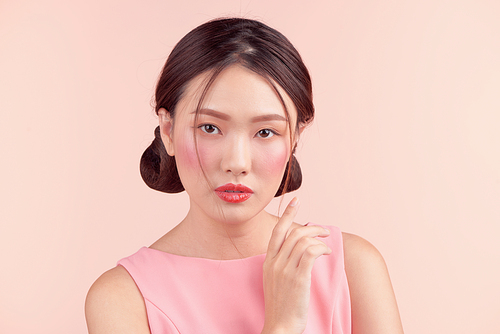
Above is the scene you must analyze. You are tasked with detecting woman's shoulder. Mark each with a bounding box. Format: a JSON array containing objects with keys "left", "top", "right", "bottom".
[
  {"left": 341, "top": 232, "right": 385, "bottom": 261},
  {"left": 85, "top": 266, "right": 150, "bottom": 333},
  {"left": 341, "top": 232, "right": 404, "bottom": 333},
  {"left": 341, "top": 232, "right": 389, "bottom": 280}
]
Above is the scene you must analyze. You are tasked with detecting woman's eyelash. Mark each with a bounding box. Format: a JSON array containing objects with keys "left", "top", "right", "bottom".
[
  {"left": 256, "top": 128, "right": 278, "bottom": 138},
  {"left": 197, "top": 124, "right": 279, "bottom": 138},
  {"left": 198, "top": 123, "right": 221, "bottom": 134}
]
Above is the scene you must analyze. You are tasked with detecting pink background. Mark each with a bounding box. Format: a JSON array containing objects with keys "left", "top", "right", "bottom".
[{"left": 1, "top": 0, "right": 499, "bottom": 333}]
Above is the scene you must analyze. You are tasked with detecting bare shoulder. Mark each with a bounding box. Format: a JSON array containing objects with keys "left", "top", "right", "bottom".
[
  {"left": 85, "top": 266, "right": 150, "bottom": 334},
  {"left": 341, "top": 232, "right": 404, "bottom": 334},
  {"left": 342, "top": 232, "right": 387, "bottom": 269}
]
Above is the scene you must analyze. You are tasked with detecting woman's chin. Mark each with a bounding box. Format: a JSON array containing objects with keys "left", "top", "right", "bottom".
[{"left": 211, "top": 205, "right": 271, "bottom": 226}]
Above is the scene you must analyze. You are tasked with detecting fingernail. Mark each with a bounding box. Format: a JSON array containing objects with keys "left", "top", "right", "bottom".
[
  {"left": 289, "top": 197, "right": 299, "bottom": 207},
  {"left": 324, "top": 228, "right": 330, "bottom": 234}
]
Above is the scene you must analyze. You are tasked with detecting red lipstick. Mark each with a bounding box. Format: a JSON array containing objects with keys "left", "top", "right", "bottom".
[{"left": 214, "top": 183, "right": 253, "bottom": 203}]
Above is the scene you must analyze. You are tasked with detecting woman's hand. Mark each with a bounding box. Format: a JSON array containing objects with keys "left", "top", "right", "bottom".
[{"left": 261, "top": 198, "right": 332, "bottom": 334}]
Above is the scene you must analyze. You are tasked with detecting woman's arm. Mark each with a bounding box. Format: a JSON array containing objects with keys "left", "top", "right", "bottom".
[
  {"left": 343, "top": 233, "right": 404, "bottom": 334},
  {"left": 85, "top": 266, "right": 151, "bottom": 334}
]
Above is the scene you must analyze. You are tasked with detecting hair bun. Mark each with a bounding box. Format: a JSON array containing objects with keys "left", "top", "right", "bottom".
[
  {"left": 140, "top": 127, "right": 184, "bottom": 193},
  {"left": 274, "top": 154, "right": 302, "bottom": 197}
]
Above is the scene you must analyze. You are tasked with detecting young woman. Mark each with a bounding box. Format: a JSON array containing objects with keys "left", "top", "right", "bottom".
[{"left": 85, "top": 18, "right": 404, "bottom": 334}]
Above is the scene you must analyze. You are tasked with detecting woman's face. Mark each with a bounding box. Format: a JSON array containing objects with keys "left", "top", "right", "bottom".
[{"left": 159, "top": 65, "right": 299, "bottom": 224}]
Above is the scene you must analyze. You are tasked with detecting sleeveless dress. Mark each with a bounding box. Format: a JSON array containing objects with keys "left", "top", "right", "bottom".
[{"left": 117, "top": 225, "right": 351, "bottom": 334}]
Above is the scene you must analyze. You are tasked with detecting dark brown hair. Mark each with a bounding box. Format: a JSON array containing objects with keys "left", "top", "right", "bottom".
[{"left": 140, "top": 18, "right": 314, "bottom": 196}]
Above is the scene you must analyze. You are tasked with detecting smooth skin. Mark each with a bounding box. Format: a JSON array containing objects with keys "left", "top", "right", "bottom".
[
  {"left": 85, "top": 202, "right": 404, "bottom": 333},
  {"left": 85, "top": 66, "right": 404, "bottom": 333}
]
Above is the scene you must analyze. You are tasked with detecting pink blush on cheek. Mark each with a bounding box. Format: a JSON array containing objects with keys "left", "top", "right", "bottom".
[
  {"left": 195, "top": 142, "right": 221, "bottom": 173},
  {"left": 258, "top": 146, "right": 289, "bottom": 177},
  {"left": 175, "top": 137, "right": 201, "bottom": 171},
  {"left": 175, "top": 137, "right": 214, "bottom": 173}
]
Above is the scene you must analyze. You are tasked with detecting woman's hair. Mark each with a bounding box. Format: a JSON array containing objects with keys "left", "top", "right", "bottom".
[{"left": 140, "top": 17, "right": 314, "bottom": 196}]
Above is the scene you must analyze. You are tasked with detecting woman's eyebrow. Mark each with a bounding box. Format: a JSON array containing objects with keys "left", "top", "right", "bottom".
[
  {"left": 251, "top": 114, "right": 287, "bottom": 122},
  {"left": 192, "top": 108, "right": 287, "bottom": 122},
  {"left": 192, "top": 108, "right": 231, "bottom": 120}
]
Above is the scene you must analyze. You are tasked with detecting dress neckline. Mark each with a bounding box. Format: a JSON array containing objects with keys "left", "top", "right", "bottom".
[{"left": 141, "top": 246, "right": 267, "bottom": 263}]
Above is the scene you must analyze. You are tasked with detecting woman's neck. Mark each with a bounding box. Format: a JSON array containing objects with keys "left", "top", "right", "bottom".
[{"left": 151, "top": 207, "right": 279, "bottom": 260}]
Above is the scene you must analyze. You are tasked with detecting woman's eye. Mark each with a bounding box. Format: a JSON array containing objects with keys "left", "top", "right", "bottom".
[
  {"left": 256, "top": 129, "right": 275, "bottom": 138},
  {"left": 199, "top": 124, "right": 220, "bottom": 134}
]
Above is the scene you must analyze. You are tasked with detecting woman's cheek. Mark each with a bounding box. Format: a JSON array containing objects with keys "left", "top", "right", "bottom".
[
  {"left": 175, "top": 136, "right": 218, "bottom": 174},
  {"left": 257, "top": 142, "right": 290, "bottom": 178},
  {"left": 196, "top": 142, "right": 219, "bottom": 171},
  {"left": 174, "top": 135, "right": 204, "bottom": 181}
]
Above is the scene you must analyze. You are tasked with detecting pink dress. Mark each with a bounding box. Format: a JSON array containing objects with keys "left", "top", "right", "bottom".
[{"left": 117, "top": 225, "right": 351, "bottom": 334}]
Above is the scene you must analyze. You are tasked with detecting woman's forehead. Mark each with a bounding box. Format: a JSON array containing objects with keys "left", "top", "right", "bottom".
[{"left": 177, "top": 65, "right": 298, "bottom": 122}]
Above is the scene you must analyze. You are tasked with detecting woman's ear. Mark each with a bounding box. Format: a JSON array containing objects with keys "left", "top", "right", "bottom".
[
  {"left": 298, "top": 124, "right": 306, "bottom": 136},
  {"left": 291, "top": 124, "right": 306, "bottom": 153},
  {"left": 294, "top": 124, "right": 306, "bottom": 145},
  {"left": 158, "top": 108, "right": 175, "bottom": 156}
]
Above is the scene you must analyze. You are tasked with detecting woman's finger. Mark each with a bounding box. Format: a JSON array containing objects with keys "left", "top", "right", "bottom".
[
  {"left": 266, "top": 197, "right": 299, "bottom": 258},
  {"left": 287, "top": 237, "right": 332, "bottom": 269},
  {"left": 297, "top": 243, "right": 332, "bottom": 275},
  {"left": 278, "top": 225, "right": 330, "bottom": 261}
]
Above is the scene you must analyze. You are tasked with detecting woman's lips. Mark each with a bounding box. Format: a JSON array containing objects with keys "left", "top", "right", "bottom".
[{"left": 214, "top": 183, "right": 253, "bottom": 203}]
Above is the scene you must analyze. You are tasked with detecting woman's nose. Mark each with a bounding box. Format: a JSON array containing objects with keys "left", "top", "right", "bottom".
[{"left": 221, "top": 136, "right": 251, "bottom": 176}]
